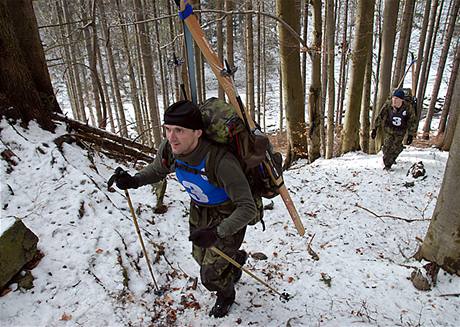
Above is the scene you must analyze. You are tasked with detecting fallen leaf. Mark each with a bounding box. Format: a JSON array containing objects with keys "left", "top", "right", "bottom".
[
  {"left": 95, "top": 248, "right": 103, "bottom": 254},
  {"left": 60, "top": 313, "right": 72, "bottom": 321}
]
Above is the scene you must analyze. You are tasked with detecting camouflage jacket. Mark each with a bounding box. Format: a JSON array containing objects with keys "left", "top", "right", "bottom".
[
  {"left": 134, "top": 138, "right": 256, "bottom": 238},
  {"left": 375, "top": 100, "right": 417, "bottom": 136}
]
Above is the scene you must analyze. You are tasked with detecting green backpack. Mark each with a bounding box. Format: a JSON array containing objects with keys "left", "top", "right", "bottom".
[{"left": 199, "top": 97, "right": 284, "bottom": 227}]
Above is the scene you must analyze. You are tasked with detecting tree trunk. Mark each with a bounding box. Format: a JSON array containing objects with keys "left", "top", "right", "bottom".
[
  {"left": 417, "top": 102, "right": 460, "bottom": 276},
  {"left": 391, "top": 0, "right": 415, "bottom": 89},
  {"left": 416, "top": 0, "right": 441, "bottom": 122},
  {"left": 245, "top": 1, "right": 255, "bottom": 120},
  {"left": 133, "top": 0, "right": 161, "bottom": 147},
  {"left": 216, "top": 1, "right": 225, "bottom": 101},
  {"left": 256, "top": 1, "right": 262, "bottom": 125},
  {"left": 277, "top": 0, "right": 308, "bottom": 166},
  {"left": 62, "top": 0, "right": 86, "bottom": 122},
  {"left": 79, "top": 0, "right": 103, "bottom": 128},
  {"left": 0, "top": 0, "right": 59, "bottom": 131},
  {"left": 116, "top": 0, "right": 144, "bottom": 141},
  {"left": 325, "top": 0, "right": 335, "bottom": 159},
  {"left": 372, "top": 0, "right": 400, "bottom": 152},
  {"left": 152, "top": 0, "right": 169, "bottom": 109},
  {"left": 98, "top": 0, "right": 128, "bottom": 137},
  {"left": 413, "top": 0, "right": 433, "bottom": 96},
  {"left": 422, "top": 0, "right": 460, "bottom": 140},
  {"left": 301, "top": 1, "right": 309, "bottom": 100},
  {"left": 341, "top": 0, "right": 375, "bottom": 154},
  {"left": 360, "top": 44, "right": 373, "bottom": 154},
  {"left": 55, "top": 0, "right": 79, "bottom": 120},
  {"left": 307, "top": 0, "right": 322, "bottom": 162},
  {"left": 167, "top": 1, "right": 180, "bottom": 102},
  {"left": 336, "top": 0, "right": 348, "bottom": 127},
  {"left": 438, "top": 41, "right": 460, "bottom": 136},
  {"left": 441, "top": 64, "right": 460, "bottom": 151}
]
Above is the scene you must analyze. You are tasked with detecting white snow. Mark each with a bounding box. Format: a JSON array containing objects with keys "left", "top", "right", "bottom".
[
  {"left": 0, "top": 118, "right": 458, "bottom": 326},
  {"left": 0, "top": 218, "right": 16, "bottom": 237}
]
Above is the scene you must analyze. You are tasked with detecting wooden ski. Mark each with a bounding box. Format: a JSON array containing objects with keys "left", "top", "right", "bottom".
[{"left": 177, "top": 1, "right": 305, "bottom": 236}]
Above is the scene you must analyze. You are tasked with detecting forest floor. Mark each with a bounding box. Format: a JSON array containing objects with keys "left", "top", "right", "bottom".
[{"left": 1, "top": 118, "right": 459, "bottom": 326}]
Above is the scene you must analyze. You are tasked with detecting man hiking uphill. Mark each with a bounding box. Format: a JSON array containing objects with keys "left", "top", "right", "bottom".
[
  {"left": 371, "top": 89, "right": 417, "bottom": 170},
  {"left": 113, "top": 100, "right": 255, "bottom": 318}
]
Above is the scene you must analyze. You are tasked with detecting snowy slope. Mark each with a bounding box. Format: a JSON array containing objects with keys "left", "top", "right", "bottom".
[{"left": 1, "top": 118, "right": 459, "bottom": 327}]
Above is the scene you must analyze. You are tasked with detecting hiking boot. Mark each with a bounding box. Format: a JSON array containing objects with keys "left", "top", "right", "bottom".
[
  {"left": 209, "top": 290, "right": 235, "bottom": 318},
  {"left": 233, "top": 250, "right": 248, "bottom": 283}
]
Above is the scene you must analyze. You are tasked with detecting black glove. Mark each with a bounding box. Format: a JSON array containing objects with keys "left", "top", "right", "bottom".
[
  {"left": 114, "top": 169, "right": 139, "bottom": 190},
  {"left": 371, "top": 129, "right": 377, "bottom": 139},
  {"left": 189, "top": 226, "right": 218, "bottom": 248},
  {"left": 406, "top": 135, "right": 413, "bottom": 145}
]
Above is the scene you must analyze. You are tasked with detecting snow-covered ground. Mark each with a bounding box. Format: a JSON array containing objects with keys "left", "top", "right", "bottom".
[{"left": 1, "top": 118, "right": 459, "bottom": 326}]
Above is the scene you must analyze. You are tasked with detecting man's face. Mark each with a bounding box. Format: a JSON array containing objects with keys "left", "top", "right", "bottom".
[
  {"left": 164, "top": 124, "right": 202, "bottom": 155},
  {"left": 392, "top": 96, "right": 403, "bottom": 108}
]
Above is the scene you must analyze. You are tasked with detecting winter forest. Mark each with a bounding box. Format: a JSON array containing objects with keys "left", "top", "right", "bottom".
[{"left": 1, "top": 0, "right": 460, "bottom": 326}]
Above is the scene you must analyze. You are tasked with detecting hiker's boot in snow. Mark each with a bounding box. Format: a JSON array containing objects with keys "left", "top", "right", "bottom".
[
  {"left": 233, "top": 250, "right": 248, "bottom": 283},
  {"left": 209, "top": 290, "right": 235, "bottom": 318}
]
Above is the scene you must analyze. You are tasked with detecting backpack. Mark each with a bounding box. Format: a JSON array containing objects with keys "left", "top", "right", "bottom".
[
  {"left": 180, "top": 97, "right": 284, "bottom": 227},
  {"left": 400, "top": 88, "right": 417, "bottom": 117}
]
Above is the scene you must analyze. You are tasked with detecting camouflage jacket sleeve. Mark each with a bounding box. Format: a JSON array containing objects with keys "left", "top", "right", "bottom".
[
  {"left": 374, "top": 101, "right": 389, "bottom": 129},
  {"left": 214, "top": 152, "right": 257, "bottom": 238},
  {"left": 134, "top": 139, "right": 172, "bottom": 187}
]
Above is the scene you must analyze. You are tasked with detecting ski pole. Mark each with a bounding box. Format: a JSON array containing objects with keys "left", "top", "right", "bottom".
[
  {"left": 108, "top": 169, "right": 162, "bottom": 295},
  {"left": 209, "top": 246, "right": 291, "bottom": 301},
  {"left": 124, "top": 189, "right": 161, "bottom": 294}
]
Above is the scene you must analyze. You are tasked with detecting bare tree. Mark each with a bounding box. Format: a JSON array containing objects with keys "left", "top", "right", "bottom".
[
  {"left": 438, "top": 41, "right": 460, "bottom": 137},
  {"left": 441, "top": 60, "right": 460, "bottom": 151},
  {"left": 277, "top": 0, "right": 308, "bottom": 167},
  {"left": 307, "top": 0, "right": 322, "bottom": 162},
  {"left": 422, "top": 0, "right": 460, "bottom": 139},
  {"left": 325, "top": 0, "right": 335, "bottom": 159},
  {"left": 416, "top": 103, "right": 460, "bottom": 276},
  {"left": 391, "top": 0, "right": 415, "bottom": 89},
  {"left": 372, "top": 0, "right": 400, "bottom": 152},
  {"left": 341, "top": 0, "right": 375, "bottom": 154}
]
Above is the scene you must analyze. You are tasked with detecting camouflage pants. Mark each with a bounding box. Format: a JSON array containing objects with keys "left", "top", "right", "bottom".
[
  {"left": 189, "top": 202, "right": 246, "bottom": 298},
  {"left": 382, "top": 131, "right": 405, "bottom": 167}
]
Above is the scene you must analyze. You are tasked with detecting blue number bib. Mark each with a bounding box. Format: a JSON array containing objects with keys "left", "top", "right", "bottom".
[{"left": 175, "top": 158, "right": 230, "bottom": 205}]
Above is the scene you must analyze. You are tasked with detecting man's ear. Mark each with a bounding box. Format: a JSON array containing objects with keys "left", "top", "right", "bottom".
[{"left": 195, "top": 129, "right": 203, "bottom": 138}]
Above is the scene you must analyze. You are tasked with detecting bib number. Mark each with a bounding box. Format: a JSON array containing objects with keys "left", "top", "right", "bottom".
[
  {"left": 182, "top": 181, "right": 209, "bottom": 203},
  {"left": 392, "top": 117, "right": 402, "bottom": 127}
]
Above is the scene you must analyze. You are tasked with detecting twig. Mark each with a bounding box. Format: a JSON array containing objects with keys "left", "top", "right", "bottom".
[
  {"left": 355, "top": 203, "right": 430, "bottom": 223},
  {"left": 438, "top": 293, "right": 460, "bottom": 297},
  {"left": 307, "top": 234, "right": 319, "bottom": 261}
]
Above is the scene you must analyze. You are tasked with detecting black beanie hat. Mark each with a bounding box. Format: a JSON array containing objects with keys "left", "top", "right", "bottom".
[
  {"left": 393, "top": 89, "right": 405, "bottom": 100},
  {"left": 163, "top": 100, "right": 204, "bottom": 130}
]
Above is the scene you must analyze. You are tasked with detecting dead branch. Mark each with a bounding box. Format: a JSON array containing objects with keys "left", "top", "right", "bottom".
[
  {"left": 355, "top": 203, "right": 430, "bottom": 223},
  {"left": 51, "top": 113, "right": 156, "bottom": 163}
]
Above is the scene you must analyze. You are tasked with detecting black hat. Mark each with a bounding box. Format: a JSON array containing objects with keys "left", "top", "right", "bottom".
[
  {"left": 163, "top": 100, "right": 204, "bottom": 130},
  {"left": 393, "top": 89, "right": 405, "bottom": 100}
]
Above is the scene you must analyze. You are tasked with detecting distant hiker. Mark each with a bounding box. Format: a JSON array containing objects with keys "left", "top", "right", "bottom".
[
  {"left": 113, "top": 100, "right": 255, "bottom": 318},
  {"left": 371, "top": 89, "right": 417, "bottom": 170}
]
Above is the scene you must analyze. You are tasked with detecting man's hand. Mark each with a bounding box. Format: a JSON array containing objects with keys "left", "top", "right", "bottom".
[
  {"left": 113, "top": 168, "right": 139, "bottom": 190},
  {"left": 406, "top": 135, "right": 413, "bottom": 145},
  {"left": 189, "top": 226, "right": 218, "bottom": 248},
  {"left": 371, "top": 129, "right": 377, "bottom": 139}
]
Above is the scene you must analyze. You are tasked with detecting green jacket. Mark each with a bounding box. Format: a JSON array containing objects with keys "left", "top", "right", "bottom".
[
  {"left": 374, "top": 100, "right": 417, "bottom": 136},
  {"left": 134, "top": 138, "right": 257, "bottom": 238}
]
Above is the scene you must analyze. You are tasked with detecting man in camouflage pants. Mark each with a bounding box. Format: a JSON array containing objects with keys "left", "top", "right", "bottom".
[
  {"left": 372, "top": 89, "right": 417, "bottom": 170},
  {"left": 114, "top": 100, "right": 255, "bottom": 318}
]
